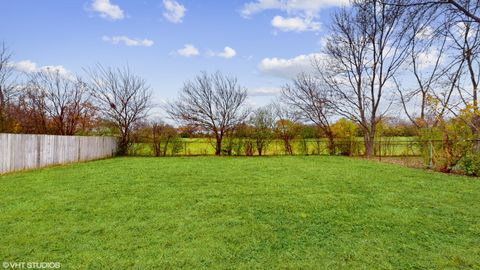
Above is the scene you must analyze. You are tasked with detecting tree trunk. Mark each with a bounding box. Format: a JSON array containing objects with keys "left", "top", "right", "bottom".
[
  {"left": 284, "top": 139, "right": 293, "bottom": 155},
  {"left": 364, "top": 133, "right": 375, "bottom": 158},
  {"left": 118, "top": 136, "right": 129, "bottom": 156},
  {"left": 472, "top": 114, "right": 480, "bottom": 153},
  {"left": 163, "top": 138, "right": 170, "bottom": 156},
  {"left": 326, "top": 132, "right": 335, "bottom": 155},
  {"left": 364, "top": 121, "right": 376, "bottom": 158},
  {"left": 215, "top": 138, "right": 222, "bottom": 156}
]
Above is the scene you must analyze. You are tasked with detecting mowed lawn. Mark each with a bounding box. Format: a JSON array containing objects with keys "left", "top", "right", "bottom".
[{"left": 0, "top": 157, "right": 479, "bottom": 269}]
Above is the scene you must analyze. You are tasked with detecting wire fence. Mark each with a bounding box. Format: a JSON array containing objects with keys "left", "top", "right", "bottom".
[
  {"left": 129, "top": 137, "right": 472, "bottom": 158},
  {"left": 127, "top": 136, "right": 480, "bottom": 175}
]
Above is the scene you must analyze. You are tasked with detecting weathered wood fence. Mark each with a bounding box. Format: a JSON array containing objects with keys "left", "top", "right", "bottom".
[{"left": 0, "top": 133, "right": 118, "bottom": 174}]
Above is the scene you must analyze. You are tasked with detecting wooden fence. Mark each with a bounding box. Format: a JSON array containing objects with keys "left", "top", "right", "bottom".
[{"left": 0, "top": 133, "right": 118, "bottom": 174}]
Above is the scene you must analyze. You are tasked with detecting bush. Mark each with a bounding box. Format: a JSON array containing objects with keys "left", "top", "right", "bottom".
[
  {"left": 331, "top": 118, "right": 358, "bottom": 156},
  {"left": 457, "top": 153, "right": 480, "bottom": 176}
]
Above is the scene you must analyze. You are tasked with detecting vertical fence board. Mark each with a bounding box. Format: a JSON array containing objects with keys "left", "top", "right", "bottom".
[{"left": 0, "top": 134, "right": 117, "bottom": 174}]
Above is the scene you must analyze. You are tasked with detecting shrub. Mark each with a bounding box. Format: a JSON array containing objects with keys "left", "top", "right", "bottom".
[{"left": 457, "top": 153, "right": 480, "bottom": 176}]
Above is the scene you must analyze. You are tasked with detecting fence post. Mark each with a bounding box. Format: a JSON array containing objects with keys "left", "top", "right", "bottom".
[
  {"left": 378, "top": 140, "right": 382, "bottom": 161},
  {"left": 429, "top": 141, "right": 434, "bottom": 169}
]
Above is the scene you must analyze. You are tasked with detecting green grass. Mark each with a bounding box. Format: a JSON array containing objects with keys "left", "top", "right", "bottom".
[{"left": 1, "top": 156, "right": 479, "bottom": 269}]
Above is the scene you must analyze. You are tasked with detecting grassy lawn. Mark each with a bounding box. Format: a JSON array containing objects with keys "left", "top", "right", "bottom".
[{"left": 1, "top": 156, "right": 479, "bottom": 269}]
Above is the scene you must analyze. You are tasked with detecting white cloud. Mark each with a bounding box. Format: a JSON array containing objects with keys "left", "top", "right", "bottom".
[
  {"left": 215, "top": 47, "right": 237, "bottom": 59},
  {"left": 12, "top": 60, "right": 71, "bottom": 77},
  {"left": 163, "top": 0, "right": 186, "bottom": 23},
  {"left": 12, "top": 60, "right": 37, "bottom": 73},
  {"left": 241, "top": 0, "right": 348, "bottom": 18},
  {"left": 271, "top": 15, "right": 320, "bottom": 32},
  {"left": 102, "top": 36, "right": 154, "bottom": 47},
  {"left": 177, "top": 44, "right": 200, "bottom": 57},
  {"left": 208, "top": 47, "right": 237, "bottom": 59},
  {"left": 249, "top": 87, "right": 282, "bottom": 96},
  {"left": 259, "top": 53, "right": 323, "bottom": 79},
  {"left": 91, "top": 0, "right": 124, "bottom": 20}
]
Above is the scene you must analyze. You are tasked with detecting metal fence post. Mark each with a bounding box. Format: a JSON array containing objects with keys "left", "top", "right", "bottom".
[{"left": 429, "top": 141, "right": 434, "bottom": 169}]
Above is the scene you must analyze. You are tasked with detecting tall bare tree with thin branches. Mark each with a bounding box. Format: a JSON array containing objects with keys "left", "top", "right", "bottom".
[
  {"left": 383, "top": 0, "right": 480, "bottom": 24},
  {"left": 166, "top": 71, "right": 248, "bottom": 156},
  {"left": 281, "top": 72, "right": 335, "bottom": 154},
  {"left": 319, "top": 0, "right": 412, "bottom": 157},
  {"left": 86, "top": 65, "right": 152, "bottom": 155},
  {"left": 395, "top": 12, "right": 448, "bottom": 129},
  {"left": 28, "top": 69, "right": 91, "bottom": 135},
  {"left": 0, "top": 42, "right": 17, "bottom": 132}
]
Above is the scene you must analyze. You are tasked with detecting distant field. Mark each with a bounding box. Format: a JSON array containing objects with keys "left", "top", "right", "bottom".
[
  {"left": 1, "top": 156, "right": 479, "bottom": 269},
  {"left": 130, "top": 137, "right": 423, "bottom": 157}
]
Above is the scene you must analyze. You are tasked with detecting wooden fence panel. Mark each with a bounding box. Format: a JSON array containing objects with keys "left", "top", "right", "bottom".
[{"left": 0, "top": 134, "right": 118, "bottom": 174}]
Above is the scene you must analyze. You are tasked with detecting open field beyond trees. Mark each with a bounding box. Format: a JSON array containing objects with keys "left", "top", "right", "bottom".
[
  {"left": 129, "top": 137, "right": 423, "bottom": 157},
  {"left": 1, "top": 156, "right": 479, "bottom": 269}
]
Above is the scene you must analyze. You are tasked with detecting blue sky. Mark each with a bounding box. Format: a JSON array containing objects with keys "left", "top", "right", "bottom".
[{"left": 0, "top": 0, "right": 348, "bottom": 115}]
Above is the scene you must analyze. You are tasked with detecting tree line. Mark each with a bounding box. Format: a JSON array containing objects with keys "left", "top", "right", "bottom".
[{"left": 1, "top": 0, "right": 480, "bottom": 173}]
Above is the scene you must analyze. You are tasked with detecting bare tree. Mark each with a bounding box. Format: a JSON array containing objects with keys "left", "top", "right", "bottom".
[
  {"left": 384, "top": 0, "right": 480, "bottom": 24},
  {"left": 14, "top": 84, "right": 49, "bottom": 134},
  {"left": 273, "top": 103, "right": 300, "bottom": 155},
  {"left": 150, "top": 120, "right": 179, "bottom": 157},
  {"left": 431, "top": 11, "right": 480, "bottom": 149},
  {"left": 395, "top": 16, "right": 448, "bottom": 129},
  {"left": 166, "top": 71, "right": 248, "bottom": 156},
  {"left": 319, "top": 0, "right": 412, "bottom": 157},
  {"left": 86, "top": 65, "right": 152, "bottom": 155},
  {"left": 444, "top": 0, "right": 480, "bottom": 23},
  {"left": 28, "top": 69, "right": 91, "bottom": 135},
  {"left": 249, "top": 105, "right": 275, "bottom": 156},
  {"left": 0, "top": 42, "right": 17, "bottom": 132},
  {"left": 281, "top": 72, "right": 336, "bottom": 154}
]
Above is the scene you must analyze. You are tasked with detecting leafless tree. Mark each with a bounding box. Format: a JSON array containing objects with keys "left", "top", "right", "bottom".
[
  {"left": 28, "top": 69, "right": 91, "bottom": 135},
  {"left": 319, "top": 0, "right": 412, "bottom": 157},
  {"left": 249, "top": 105, "right": 275, "bottom": 156},
  {"left": 14, "top": 84, "right": 49, "bottom": 134},
  {"left": 151, "top": 120, "right": 179, "bottom": 157},
  {"left": 166, "top": 71, "right": 248, "bottom": 156},
  {"left": 395, "top": 14, "right": 448, "bottom": 129},
  {"left": 86, "top": 65, "right": 153, "bottom": 155},
  {"left": 0, "top": 42, "right": 17, "bottom": 132},
  {"left": 281, "top": 72, "right": 335, "bottom": 154},
  {"left": 384, "top": 0, "right": 480, "bottom": 24},
  {"left": 273, "top": 102, "right": 300, "bottom": 155},
  {"left": 431, "top": 10, "right": 480, "bottom": 148}
]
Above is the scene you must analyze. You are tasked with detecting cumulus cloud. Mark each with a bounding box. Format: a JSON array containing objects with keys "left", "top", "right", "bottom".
[
  {"left": 102, "top": 36, "right": 154, "bottom": 47},
  {"left": 241, "top": 0, "right": 345, "bottom": 34},
  {"left": 163, "top": 0, "right": 186, "bottom": 23},
  {"left": 271, "top": 15, "right": 320, "bottom": 32},
  {"left": 259, "top": 53, "right": 323, "bottom": 79},
  {"left": 209, "top": 47, "right": 237, "bottom": 59},
  {"left": 12, "top": 60, "right": 38, "bottom": 73},
  {"left": 218, "top": 47, "right": 237, "bottom": 59},
  {"left": 241, "top": 0, "right": 348, "bottom": 18},
  {"left": 12, "top": 60, "right": 71, "bottom": 77},
  {"left": 249, "top": 87, "right": 282, "bottom": 96},
  {"left": 91, "top": 0, "right": 124, "bottom": 20},
  {"left": 177, "top": 44, "right": 200, "bottom": 57}
]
